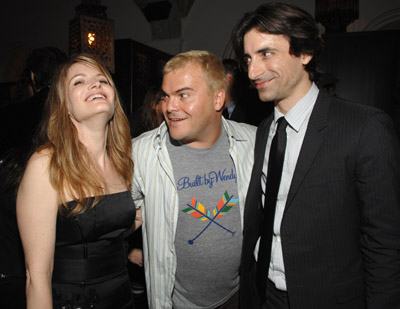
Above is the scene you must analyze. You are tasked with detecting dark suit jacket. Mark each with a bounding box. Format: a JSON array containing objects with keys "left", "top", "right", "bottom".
[
  {"left": 223, "top": 102, "right": 252, "bottom": 125},
  {"left": 240, "top": 90, "right": 400, "bottom": 308}
]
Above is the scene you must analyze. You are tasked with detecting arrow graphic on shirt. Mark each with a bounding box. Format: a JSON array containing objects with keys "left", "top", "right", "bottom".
[{"left": 182, "top": 191, "right": 238, "bottom": 244}]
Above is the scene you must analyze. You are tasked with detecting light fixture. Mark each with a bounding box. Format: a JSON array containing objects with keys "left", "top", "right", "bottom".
[
  {"left": 69, "top": 0, "right": 114, "bottom": 72},
  {"left": 315, "top": 0, "right": 359, "bottom": 33}
]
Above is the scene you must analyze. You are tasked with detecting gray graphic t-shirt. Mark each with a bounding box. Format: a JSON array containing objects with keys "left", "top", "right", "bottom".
[{"left": 167, "top": 128, "right": 242, "bottom": 309}]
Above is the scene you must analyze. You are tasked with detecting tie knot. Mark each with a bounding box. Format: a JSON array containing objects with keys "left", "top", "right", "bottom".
[{"left": 276, "top": 117, "right": 288, "bottom": 131}]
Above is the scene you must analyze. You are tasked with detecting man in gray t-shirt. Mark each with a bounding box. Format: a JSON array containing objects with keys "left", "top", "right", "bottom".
[
  {"left": 168, "top": 128, "right": 242, "bottom": 308},
  {"left": 132, "top": 50, "right": 256, "bottom": 308}
]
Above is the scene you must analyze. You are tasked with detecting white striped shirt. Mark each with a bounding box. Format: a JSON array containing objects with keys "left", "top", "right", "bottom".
[
  {"left": 132, "top": 118, "right": 256, "bottom": 308},
  {"left": 257, "top": 82, "right": 319, "bottom": 291}
]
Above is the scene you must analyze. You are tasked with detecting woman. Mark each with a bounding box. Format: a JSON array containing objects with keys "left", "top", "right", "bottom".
[
  {"left": 130, "top": 85, "right": 163, "bottom": 138},
  {"left": 17, "top": 54, "right": 136, "bottom": 308}
]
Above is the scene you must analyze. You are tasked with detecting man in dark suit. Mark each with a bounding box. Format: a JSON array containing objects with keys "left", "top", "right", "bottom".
[
  {"left": 231, "top": 3, "right": 400, "bottom": 308},
  {"left": 222, "top": 58, "right": 272, "bottom": 126},
  {"left": 222, "top": 58, "right": 251, "bottom": 124}
]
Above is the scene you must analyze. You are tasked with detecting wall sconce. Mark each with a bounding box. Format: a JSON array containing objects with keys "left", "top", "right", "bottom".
[
  {"left": 69, "top": 0, "right": 114, "bottom": 72},
  {"left": 315, "top": 0, "right": 359, "bottom": 33}
]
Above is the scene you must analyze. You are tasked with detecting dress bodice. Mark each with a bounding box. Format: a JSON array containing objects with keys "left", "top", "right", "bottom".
[
  {"left": 52, "top": 191, "right": 136, "bottom": 308},
  {"left": 55, "top": 191, "right": 135, "bottom": 259}
]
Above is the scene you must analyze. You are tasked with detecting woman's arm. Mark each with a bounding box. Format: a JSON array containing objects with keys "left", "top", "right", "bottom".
[
  {"left": 17, "top": 151, "right": 58, "bottom": 309},
  {"left": 123, "top": 207, "right": 142, "bottom": 238},
  {"left": 134, "top": 207, "right": 142, "bottom": 231}
]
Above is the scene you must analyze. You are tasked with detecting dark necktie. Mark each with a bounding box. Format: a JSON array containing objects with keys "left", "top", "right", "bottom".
[{"left": 256, "top": 117, "right": 288, "bottom": 303}]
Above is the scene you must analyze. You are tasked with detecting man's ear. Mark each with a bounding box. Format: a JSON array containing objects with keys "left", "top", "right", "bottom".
[
  {"left": 301, "top": 54, "right": 313, "bottom": 66},
  {"left": 214, "top": 89, "right": 225, "bottom": 112}
]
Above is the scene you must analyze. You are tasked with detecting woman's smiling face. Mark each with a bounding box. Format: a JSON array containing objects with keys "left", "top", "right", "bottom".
[{"left": 66, "top": 62, "right": 115, "bottom": 123}]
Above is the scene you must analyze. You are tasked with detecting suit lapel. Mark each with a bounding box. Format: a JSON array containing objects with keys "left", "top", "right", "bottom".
[
  {"left": 253, "top": 117, "right": 273, "bottom": 185},
  {"left": 285, "top": 91, "right": 330, "bottom": 210},
  {"left": 243, "top": 115, "right": 273, "bottom": 253}
]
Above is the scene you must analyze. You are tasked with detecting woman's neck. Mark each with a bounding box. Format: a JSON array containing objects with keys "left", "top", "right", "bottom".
[{"left": 76, "top": 123, "right": 109, "bottom": 169}]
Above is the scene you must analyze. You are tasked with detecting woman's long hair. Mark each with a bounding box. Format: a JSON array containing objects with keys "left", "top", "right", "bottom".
[
  {"left": 41, "top": 54, "right": 133, "bottom": 215},
  {"left": 131, "top": 86, "right": 163, "bottom": 137}
]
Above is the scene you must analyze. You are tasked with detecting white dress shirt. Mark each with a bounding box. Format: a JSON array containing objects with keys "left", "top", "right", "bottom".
[{"left": 255, "top": 83, "right": 319, "bottom": 291}]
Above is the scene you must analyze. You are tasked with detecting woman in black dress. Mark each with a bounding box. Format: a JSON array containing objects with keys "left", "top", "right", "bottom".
[{"left": 17, "top": 54, "right": 136, "bottom": 308}]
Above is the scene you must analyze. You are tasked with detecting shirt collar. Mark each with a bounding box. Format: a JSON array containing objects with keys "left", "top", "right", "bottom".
[
  {"left": 152, "top": 121, "right": 168, "bottom": 150},
  {"left": 153, "top": 118, "right": 249, "bottom": 151},
  {"left": 227, "top": 100, "right": 236, "bottom": 116},
  {"left": 273, "top": 82, "right": 319, "bottom": 132},
  {"left": 222, "top": 117, "right": 249, "bottom": 141}
]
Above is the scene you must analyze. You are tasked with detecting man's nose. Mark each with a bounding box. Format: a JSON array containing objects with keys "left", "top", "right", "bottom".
[
  {"left": 248, "top": 59, "right": 264, "bottom": 81},
  {"left": 166, "top": 96, "right": 178, "bottom": 112}
]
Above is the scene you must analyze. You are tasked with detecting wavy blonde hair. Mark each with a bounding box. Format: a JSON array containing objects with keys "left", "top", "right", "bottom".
[{"left": 41, "top": 54, "right": 133, "bottom": 215}]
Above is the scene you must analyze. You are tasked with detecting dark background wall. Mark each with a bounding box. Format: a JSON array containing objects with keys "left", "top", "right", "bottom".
[{"left": 1, "top": 0, "right": 399, "bottom": 127}]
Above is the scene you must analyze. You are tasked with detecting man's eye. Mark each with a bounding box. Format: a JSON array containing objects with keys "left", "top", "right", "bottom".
[
  {"left": 181, "top": 93, "right": 189, "bottom": 99},
  {"left": 263, "top": 52, "right": 272, "bottom": 57},
  {"left": 160, "top": 95, "right": 169, "bottom": 103}
]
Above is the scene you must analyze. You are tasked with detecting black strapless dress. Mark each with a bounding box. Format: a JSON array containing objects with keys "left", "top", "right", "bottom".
[{"left": 52, "top": 191, "right": 136, "bottom": 309}]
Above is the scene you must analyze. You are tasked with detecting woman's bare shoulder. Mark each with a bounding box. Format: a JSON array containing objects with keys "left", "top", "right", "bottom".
[
  {"left": 21, "top": 148, "right": 54, "bottom": 185},
  {"left": 26, "top": 148, "right": 52, "bottom": 168}
]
